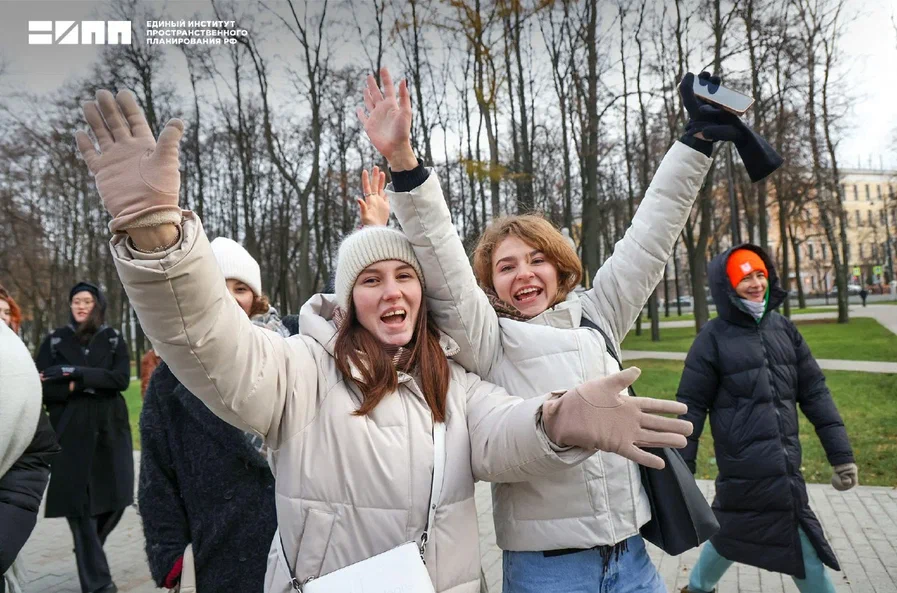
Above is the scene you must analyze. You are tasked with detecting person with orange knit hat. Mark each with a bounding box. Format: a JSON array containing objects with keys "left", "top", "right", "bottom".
[{"left": 676, "top": 244, "right": 856, "bottom": 593}]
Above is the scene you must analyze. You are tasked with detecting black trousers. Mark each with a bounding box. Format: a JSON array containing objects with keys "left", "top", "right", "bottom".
[{"left": 66, "top": 509, "right": 124, "bottom": 593}]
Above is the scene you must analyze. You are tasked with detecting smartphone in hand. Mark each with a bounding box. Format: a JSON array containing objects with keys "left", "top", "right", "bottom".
[{"left": 692, "top": 77, "right": 754, "bottom": 115}]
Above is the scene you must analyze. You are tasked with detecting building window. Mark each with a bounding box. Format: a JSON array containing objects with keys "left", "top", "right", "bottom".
[
  {"left": 860, "top": 243, "right": 864, "bottom": 259},
  {"left": 869, "top": 210, "right": 874, "bottom": 226},
  {"left": 866, "top": 184, "right": 872, "bottom": 201},
  {"left": 809, "top": 243, "right": 815, "bottom": 259},
  {"left": 873, "top": 243, "right": 879, "bottom": 261},
  {"left": 854, "top": 185, "right": 859, "bottom": 201},
  {"left": 881, "top": 209, "right": 887, "bottom": 225},
  {"left": 822, "top": 243, "right": 827, "bottom": 260},
  {"left": 878, "top": 185, "right": 883, "bottom": 200},
  {"left": 856, "top": 210, "right": 862, "bottom": 227}
]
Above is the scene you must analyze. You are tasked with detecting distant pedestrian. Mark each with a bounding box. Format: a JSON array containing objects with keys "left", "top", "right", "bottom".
[
  {"left": 677, "top": 245, "right": 856, "bottom": 593},
  {"left": 859, "top": 287, "right": 868, "bottom": 307},
  {"left": 35, "top": 282, "right": 131, "bottom": 593}
]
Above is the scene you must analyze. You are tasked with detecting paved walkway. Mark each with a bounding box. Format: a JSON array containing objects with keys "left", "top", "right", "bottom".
[{"left": 16, "top": 453, "right": 897, "bottom": 593}]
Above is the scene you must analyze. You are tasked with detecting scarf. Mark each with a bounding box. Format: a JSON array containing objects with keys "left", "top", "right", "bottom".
[
  {"left": 740, "top": 298, "right": 766, "bottom": 321},
  {"left": 251, "top": 306, "right": 291, "bottom": 338},
  {"left": 485, "top": 288, "right": 534, "bottom": 322}
]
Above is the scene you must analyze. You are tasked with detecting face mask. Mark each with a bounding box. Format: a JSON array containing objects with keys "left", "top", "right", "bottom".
[{"left": 740, "top": 298, "right": 766, "bottom": 320}]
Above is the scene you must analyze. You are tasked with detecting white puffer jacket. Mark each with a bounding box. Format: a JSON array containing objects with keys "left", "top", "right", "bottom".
[
  {"left": 111, "top": 216, "right": 590, "bottom": 593},
  {"left": 0, "top": 321, "right": 42, "bottom": 478},
  {"left": 391, "top": 141, "right": 712, "bottom": 551}
]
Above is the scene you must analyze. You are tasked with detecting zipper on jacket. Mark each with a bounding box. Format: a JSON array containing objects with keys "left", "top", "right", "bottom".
[{"left": 757, "top": 327, "right": 794, "bottom": 476}]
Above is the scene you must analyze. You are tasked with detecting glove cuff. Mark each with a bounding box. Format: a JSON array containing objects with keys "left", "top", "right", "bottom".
[
  {"left": 110, "top": 206, "right": 183, "bottom": 233},
  {"left": 678, "top": 135, "right": 713, "bottom": 158}
]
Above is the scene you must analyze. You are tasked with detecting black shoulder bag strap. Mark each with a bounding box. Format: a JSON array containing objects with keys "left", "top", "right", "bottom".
[{"left": 578, "top": 316, "right": 636, "bottom": 396}]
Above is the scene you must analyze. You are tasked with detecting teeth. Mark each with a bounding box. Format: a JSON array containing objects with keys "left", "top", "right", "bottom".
[
  {"left": 516, "top": 288, "right": 539, "bottom": 297},
  {"left": 382, "top": 310, "right": 406, "bottom": 318}
]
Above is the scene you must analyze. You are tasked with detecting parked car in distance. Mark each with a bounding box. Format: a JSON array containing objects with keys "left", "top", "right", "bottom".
[
  {"left": 660, "top": 295, "right": 693, "bottom": 308},
  {"left": 828, "top": 284, "right": 862, "bottom": 295}
]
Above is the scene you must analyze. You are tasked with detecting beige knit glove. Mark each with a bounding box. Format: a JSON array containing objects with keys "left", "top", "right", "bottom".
[
  {"left": 75, "top": 89, "right": 184, "bottom": 232},
  {"left": 831, "top": 463, "right": 858, "bottom": 491},
  {"left": 542, "top": 367, "right": 693, "bottom": 470}
]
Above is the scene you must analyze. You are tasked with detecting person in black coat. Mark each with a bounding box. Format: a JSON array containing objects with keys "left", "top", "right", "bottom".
[
  {"left": 677, "top": 245, "right": 857, "bottom": 593},
  {"left": 35, "top": 282, "right": 132, "bottom": 593},
  {"left": 138, "top": 237, "right": 281, "bottom": 593}
]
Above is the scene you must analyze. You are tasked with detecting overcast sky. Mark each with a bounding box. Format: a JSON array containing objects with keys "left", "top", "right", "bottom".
[{"left": 1, "top": 0, "right": 895, "bottom": 170}]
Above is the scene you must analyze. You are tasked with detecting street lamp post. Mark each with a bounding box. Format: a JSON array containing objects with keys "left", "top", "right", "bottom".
[{"left": 886, "top": 187, "right": 896, "bottom": 284}]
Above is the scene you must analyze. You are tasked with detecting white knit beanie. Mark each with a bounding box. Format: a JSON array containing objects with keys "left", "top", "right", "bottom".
[
  {"left": 210, "top": 237, "right": 262, "bottom": 296},
  {"left": 335, "top": 226, "right": 425, "bottom": 311}
]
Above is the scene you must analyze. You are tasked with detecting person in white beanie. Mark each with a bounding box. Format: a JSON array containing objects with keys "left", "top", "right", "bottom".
[
  {"left": 77, "top": 88, "right": 692, "bottom": 593},
  {"left": 209, "top": 237, "right": 290, "bottom": 337},
  {"left": 138, "top": 235, "right": 286, "bottom": 593}
]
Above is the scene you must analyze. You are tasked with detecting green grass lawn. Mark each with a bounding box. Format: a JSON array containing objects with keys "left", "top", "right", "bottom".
[
  {"left": 123, "top": 380, "right": 142, "bottom": 450},
  {"left": 629, "top": 359, "right": 897, "bottom": 487},
  {"left": 623, "top": 317, "right": 897, "bottom": 362}
]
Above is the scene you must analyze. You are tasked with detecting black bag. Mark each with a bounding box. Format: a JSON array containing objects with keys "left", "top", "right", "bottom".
[{"left": 579, "top": 316, "right": 719, "bottom": 555}]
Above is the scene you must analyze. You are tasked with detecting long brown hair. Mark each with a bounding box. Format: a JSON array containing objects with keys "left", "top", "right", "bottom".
[
  {"left": 333, "top": 297, "right": 449, "bottom": 422},
  {"left": 473, "top": 214, "right": 582, "bottom": 305}
]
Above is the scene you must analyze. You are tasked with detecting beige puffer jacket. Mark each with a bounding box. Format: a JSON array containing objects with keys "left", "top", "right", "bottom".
[
  {"left": 111, "top": 216, "right": 590, "bottom": 593},
  {"left": 391, "top": 141, "right": 712, "bottom": 551}
]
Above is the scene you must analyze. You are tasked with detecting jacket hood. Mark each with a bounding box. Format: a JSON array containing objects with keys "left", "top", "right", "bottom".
[
  {"left": 297, "top": 293, "right": 460, "bottom": 362},
  {"left": 708, "top": 243, "right": 787, "bottom": 326}
]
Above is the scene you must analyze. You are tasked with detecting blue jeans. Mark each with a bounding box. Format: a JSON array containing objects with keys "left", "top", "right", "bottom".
[
  {"left": 503, "top": 535, "right": 667, "bottom": 593},
  {"left": 688, "top": 528, "right": 836, "bottom": 593}
]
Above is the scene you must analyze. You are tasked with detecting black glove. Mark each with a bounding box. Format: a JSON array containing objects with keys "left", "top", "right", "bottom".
[
  {"left": 681, "top": 72, "right": 783, "bottom": 182},
  {"left": 40, "top": 365, "right": 82, "bottom": 382},
  {"left": 678, "top": 71, "right": 718, "bottom": 157}
]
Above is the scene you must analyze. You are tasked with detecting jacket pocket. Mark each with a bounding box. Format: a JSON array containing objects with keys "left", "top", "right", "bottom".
[{"left": 294, "top": 509, "right": 336, "bottom": 580}]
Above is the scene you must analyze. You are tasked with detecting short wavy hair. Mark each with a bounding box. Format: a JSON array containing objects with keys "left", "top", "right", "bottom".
[{"left": 472, "top": 214, "right": 582, "bottom": 305}]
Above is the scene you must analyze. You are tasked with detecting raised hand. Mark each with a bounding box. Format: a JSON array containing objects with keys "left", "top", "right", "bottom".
[
  {"left": 357, "top": 166, "right": 390, "bottom": 226},
  {"left": 356, "top": 68, "right": 418, "bottom": 170},
  {"left": 75, "top": 90, "right": 184, "bottom": 232},
  {"left": 541, "top": 367, "right": 693, "bottom": 470}
]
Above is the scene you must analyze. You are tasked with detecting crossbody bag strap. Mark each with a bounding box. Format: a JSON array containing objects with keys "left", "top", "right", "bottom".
[
  {"left": 278, "top": 419, "right": 447, "bottom": 590},
  {"left": 419, "top": 421, "right": 446, "bottom": 561},
  {"left": 579, "top": 316, "right": 637, "bottom": 397}
]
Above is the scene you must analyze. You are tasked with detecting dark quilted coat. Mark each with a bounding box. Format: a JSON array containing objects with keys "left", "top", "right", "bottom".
[
  {"left": 676, "top": 244, "right": 854, "bottom": 578},
  {"left": 139, "top": 362, "right": 277, "bottom": 593}
]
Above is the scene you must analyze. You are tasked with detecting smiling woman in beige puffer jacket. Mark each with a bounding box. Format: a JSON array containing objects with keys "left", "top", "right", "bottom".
[{"left": 73, "top": 88, "right": 693, "bottom": 593}]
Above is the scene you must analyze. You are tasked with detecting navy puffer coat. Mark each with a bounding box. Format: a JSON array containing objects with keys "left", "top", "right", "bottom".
[{"left": 676, "top": 244, "right": 854, "bottom": 578}]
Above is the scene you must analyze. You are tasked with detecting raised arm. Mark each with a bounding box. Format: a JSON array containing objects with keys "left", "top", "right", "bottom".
[
  {"left": 76, "top": 89, "right": 317, "bottom": 445},
  {"left": 357, "top": 67, "right": 502, "bottom": 376},
  {"left": 583, "top": 72, "right": 782, "bottom": 343}
]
